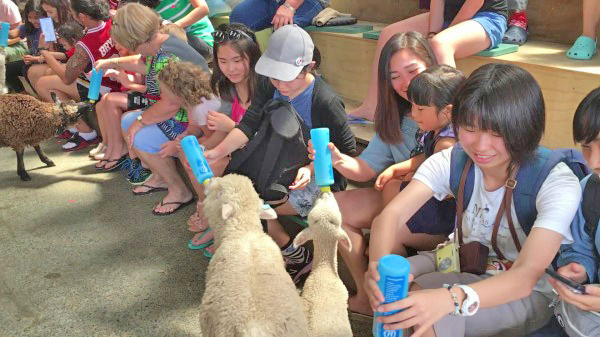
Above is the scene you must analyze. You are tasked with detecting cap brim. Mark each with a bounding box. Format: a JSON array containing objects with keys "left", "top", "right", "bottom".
[{"left": 255, "top": 54, "right": 303, "bottom": 82}]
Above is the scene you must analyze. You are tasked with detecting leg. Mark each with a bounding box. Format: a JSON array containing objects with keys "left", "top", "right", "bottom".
[
  {"left": 582, "top": 0, "right": 600, "bottom": 38},
  {"left": 96, "top": 93, "right": 129, "bottom": 169},
  {"left": 15, "top": 148, "right": 30, "bottom": 181},
  {"left": 136, "top": 151, "right": 194, "bottom": 214},
  {"left": 34, "top": 75, "right": 80, "bottom": 102},
  {"left": 349, "top": 13, "right": 430, "bottom": 120},
  {"left": 33, "top": 145, "right": 55, "bottom": 166},
  {"left": 230, "top": 0, "right": 278, "bottom": 31},
  {"left": 430, "top": 20, "right": 491, "bottom": 67},
  {"left": 335, "top": 188, "right": 385, "bottom": 315},
  {"left": 5, "top": 60, "right": 25, "bottom": 92},
  {"left": 26, "top": 64, "right": 52, "bottom": 89}
]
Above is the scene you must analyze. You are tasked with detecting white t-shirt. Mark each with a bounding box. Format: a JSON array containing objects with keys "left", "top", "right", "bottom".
[
  {"left": 413, "top": 147, "right": 582, "bottom": 293},
  {"left": 190, "top": 96, "right": 222, "bottom": 126}
]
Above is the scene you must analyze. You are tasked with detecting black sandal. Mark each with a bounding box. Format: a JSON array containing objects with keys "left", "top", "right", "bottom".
[
  {"left": 132, "top": 183, "right": 168, "bottom": 196},
  {"left": 152, "top": 198, "right": 195, "bottom": 216},
  {"left": 96, "top": 155, "right": 128, "bottom": 172}
]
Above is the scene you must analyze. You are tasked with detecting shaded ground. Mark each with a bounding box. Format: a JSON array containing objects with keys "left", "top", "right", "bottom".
[{"left": 0, "top": 140, "right": 372, "bottom": 336}]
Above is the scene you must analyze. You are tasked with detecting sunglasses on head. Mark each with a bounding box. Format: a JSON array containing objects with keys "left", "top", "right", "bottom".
[{"left": 212, "top": 29, "right": 251, "bottom": 43}]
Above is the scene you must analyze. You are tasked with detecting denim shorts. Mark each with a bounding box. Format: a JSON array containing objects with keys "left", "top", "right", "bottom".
[
  {"left": 443, "top": 11, "right": 507, "bottom": 50},
  {"left": 471, "top": 11, "right": 507, "bottom": 50},
  {"left": 121, "top": 110, "right": 187, "bottom": 154}
]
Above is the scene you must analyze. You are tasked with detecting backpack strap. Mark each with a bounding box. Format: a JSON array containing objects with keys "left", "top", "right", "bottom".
[
  {"left": 583, "top": 174, "right": 600, "bottom": 240},
  {"left": 450, "top": 144, "right": 475, "bottom": 211},
  {"left": 513, "top": 148, "right": 590, "bottom": 234}
]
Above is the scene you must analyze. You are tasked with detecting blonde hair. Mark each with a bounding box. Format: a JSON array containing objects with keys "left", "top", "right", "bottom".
[
  {"left": 158, "top": 60, "right": 212, "bottom": 106},
  {"left": 160, "top": 23, "right": 188, "bottom": 42},
  {"left": 111, "top": 3, "right": 161, "bottom": 51}
]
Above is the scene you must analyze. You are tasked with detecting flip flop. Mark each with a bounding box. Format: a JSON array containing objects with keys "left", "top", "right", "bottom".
[
  {"left": 203, "top": 246, "right": 214, "bottom": 259},
  {"left": 152, "top": 198, "right": 195, "bottom": 216},
  {"left": 96, "top": 155, "right": 128, "bottom": 172},
  {"left": 188, "top": 229, "right": 214, "bottom": 250},
  {"left": 95, "top": 159, "right": 108, "bottom": 170},
  {"left": 567, "top": 36, "right": 597, "bottom": 60},
  {"left": 502, "top": 25, "right": 528, "bottom": 46},
  {"left": 132, "top": 183, "right": 167, "bottom": 196}
]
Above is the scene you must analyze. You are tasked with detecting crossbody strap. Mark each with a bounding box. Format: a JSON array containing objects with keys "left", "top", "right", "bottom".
[{"left": 491, "top": 165, "right": 521, "bottom": 260}]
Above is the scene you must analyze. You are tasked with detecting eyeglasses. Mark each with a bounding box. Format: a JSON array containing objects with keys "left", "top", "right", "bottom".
[{"left": 212, "top": 29, "right": 251, "bottom": 43}]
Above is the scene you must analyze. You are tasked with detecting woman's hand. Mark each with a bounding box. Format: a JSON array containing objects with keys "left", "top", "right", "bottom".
[
  {"left": 159, "top": 140, "right": 179, "bottom": 158},
  {"left": 206, "top": 110, "right": 236, "bottom": 132},
  {"left": 376, "top": 287, "right": 454, "bottom": 336},
  {"left": 549, "top": 277, "right": 600, "bottom": 312},
  {"left": 290, "top": 166, "right": 311, "bottom": 190},
  {"left": 307, "top": 140, "right": 344, "bottom": 166},
  {"left": 126, "top": 120, "right": 144, "bottom": 149},
  {"left": 272, "top": 3, "right": 294, "bottom": 30},
  {"left": 203, "top": 148, "right": 225, "bottom": 166}
]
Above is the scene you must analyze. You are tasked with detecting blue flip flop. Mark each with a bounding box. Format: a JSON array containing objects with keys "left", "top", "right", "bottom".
[
  {"left": 203, "top": 248, "right": 213, "bottom": 259},
  {"left": 188, "top": 229, "right": 214, "bottom": 250}
]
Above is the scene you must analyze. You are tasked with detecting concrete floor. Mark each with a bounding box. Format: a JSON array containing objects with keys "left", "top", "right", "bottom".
[{"left": 0, "top": 140, "right": 372, "bottom": 336}]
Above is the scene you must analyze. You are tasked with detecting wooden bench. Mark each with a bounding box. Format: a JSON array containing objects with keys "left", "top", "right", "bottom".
[{"left": 310, "top": 23, "right": 600, "bottom": 149}]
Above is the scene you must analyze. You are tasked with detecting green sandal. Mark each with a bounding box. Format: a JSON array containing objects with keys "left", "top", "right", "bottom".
[{"left": 566, "top": 36, "right": 597, "bottom": 60}]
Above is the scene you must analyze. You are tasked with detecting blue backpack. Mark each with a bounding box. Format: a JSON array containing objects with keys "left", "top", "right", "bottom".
[{"left": 449, "top": 144, "right": 591, "bottom": 235}]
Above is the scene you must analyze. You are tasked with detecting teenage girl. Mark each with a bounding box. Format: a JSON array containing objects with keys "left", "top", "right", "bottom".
[
  {"left": 365, "top": 63, "right": 581, "bottom": 337},
  {"left": 350, "top": 0, "right": 508, "bottom": 120}
]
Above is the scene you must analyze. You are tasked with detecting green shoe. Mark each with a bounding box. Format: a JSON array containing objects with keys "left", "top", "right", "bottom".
[
  {"left": 566, "top": 36, "right": 597, "bottom": 60},
  {"left": 128, "top": 161, "right": 153, "bottom": 185}
]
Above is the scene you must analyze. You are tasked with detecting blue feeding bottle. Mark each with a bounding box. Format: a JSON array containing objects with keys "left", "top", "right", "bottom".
[
  {"left": 0, "top": 22, "right": 9, "bottom": 47},
  {"left": 372, "top": 254, "right": 411, "bottom": 337},
  {"left": 181, "top": 135, "right": 214, "bottom": 185},
  {"left": 310, "top": 128, "right": 334, "bottom": 192},
  {"left": 88, "top": 68, "right": 103, "bottom": 102}
]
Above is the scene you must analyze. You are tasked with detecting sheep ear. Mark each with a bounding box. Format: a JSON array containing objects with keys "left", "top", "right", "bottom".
[
  {"left": 221, "top": 203, "right": 233, "bottom": 220},
  {"left": 337, "top": 229, "right": 352, "bottom": 252},
  {"left": 259, "top": 204, "right": 277, "bottom": 220},
  {"left": 292, "top": 228, "right": 313, "bottom": 248}
]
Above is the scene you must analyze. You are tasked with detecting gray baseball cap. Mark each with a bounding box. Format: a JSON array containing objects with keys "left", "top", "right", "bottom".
[{"left": 255, "top": 25, "right": 314, "bottom": 82}]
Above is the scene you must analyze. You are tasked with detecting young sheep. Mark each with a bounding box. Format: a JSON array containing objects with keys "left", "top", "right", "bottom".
[
  {"left": 200, "top": 174, "right": 309, "bottom": 337},
  {"left": 0, "top": 94, "right": 91, "bottom": 181},
  {"left": 293, "top": 191, "right": 353, "bottom": 337}
]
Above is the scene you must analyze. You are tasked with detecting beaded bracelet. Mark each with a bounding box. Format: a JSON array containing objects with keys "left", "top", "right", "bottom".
[
  {"left": 443, "top": 283, "right": 461, "bottom": 316},
  {"left": 282, "top": 2, "right": 296, "bottom": 14}
]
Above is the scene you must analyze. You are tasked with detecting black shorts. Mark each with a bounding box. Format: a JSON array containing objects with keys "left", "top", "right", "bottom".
[
  {"left": 76, "top": 83, "right": 89, "bottom": 101},
  {"left": 127, "top": 92, "right": 151, "bottom": 110}
]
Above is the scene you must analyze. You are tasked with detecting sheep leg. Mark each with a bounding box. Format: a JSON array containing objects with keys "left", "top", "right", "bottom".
[
  {"left": 33, "top": 145, "right": 55, "bottom": 167},
  {"left": 15, "top": 149, "right": 31, "bottom": 181}
]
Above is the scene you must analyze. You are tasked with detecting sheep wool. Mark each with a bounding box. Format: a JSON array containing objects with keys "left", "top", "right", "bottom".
[
  {"left": 200, "top": 174, "right": 308, "bottom": 337},
  {"left": 293, "top": 191, "right": 353, "bottom": 337},
  {"left": 0, "top": 94, "right": 86, "bottom": 180}
]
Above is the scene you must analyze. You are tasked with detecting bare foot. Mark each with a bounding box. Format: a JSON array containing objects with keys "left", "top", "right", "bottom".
[
  {"left": 153, "top": 190, "right": 194, "bottom": 215},
  {"left": 348, "top": 294, "right": 374, "bottom": 316},
  {"left": 187, "top": 200, "right": 210, "bottom": 232},
  {"left": 190, "top": 229, "right": 214, "bottom": 247},
  {"left": 348, "top": 103, "right": 376, "bottom": 121}
]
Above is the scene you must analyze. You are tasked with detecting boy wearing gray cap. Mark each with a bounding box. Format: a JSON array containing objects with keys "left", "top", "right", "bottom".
[{"left": 205, "top": 25, "right": 356, "bottom": 285}]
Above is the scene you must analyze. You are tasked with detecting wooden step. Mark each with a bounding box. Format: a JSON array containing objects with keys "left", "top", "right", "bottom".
[{"left": 310, "top": 25, "right": 600, "bottom": 149}]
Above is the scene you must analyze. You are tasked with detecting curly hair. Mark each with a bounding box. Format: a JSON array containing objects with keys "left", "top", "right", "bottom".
[
  {"left": 158, "top": 60, "right": 213, "bottom": 106},
  {"left": 57, "top": 21, "right": 85, "bottom": 46}
]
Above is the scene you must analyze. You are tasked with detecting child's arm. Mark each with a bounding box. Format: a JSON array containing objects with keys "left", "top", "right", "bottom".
[
  {"left": 7, "top": 37, "right": 21, "bottom": 45},
  {"left": 201, "top": 130, "right": 228, "bottom": 150},
  {"left": 308, "top": 140, "right": 376, "bottom": 182},
  {"left": 174, "top": 0, "right": 209, "bottom": 29},
  {"left": 116, "top": 70, "right": 147, "bottom": 93},
  {"left": 95, "top": 54, "right": 147, "bottom": 75},
  {"left": 374, "top": 154, "right": 426, "bottom": 190},
  {"left": 428, "top": 0, "right": 445, "bottom": 35},
  {"left": 449, "top": 0, "right": 484, "bottom": 26}
]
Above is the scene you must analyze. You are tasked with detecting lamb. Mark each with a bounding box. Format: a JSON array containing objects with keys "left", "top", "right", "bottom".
[
  {"left": 199, "top": 174, "right": 309, "bottom": 337},
  {"left": 0, "top": 94, "right": 91, "bottom": 181},
  {"left": 293, "top": 191, "right": 353, "bottom": 337}
]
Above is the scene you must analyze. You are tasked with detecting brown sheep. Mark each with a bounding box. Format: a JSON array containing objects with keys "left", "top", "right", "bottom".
[{"left": 0, "top": 94, "right": 92, "bottom": 181}]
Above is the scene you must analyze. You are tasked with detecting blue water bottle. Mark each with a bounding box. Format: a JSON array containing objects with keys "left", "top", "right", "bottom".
[
  {"left": 88, "top": 68, "right": 103, "bottom": 102},
  {"left": 373, "top": 255, "right": 411, "bottom": 337},
  {"left": 310, "top": 128, "right": 334, "bottom": 192},
  {"left": 181, "top": 135, "right": 214, "bottom": 185},
  {"left": 0, "top": 22, "right": 10, "bottom": 47}
]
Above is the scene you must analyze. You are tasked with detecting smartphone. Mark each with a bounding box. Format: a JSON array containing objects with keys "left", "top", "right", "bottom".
[
  {"left": 39, "top": 17, "right": 56, "bottom": 42},
  {"left": 545, "top": 268, "right": 587, "bottom": 294}
]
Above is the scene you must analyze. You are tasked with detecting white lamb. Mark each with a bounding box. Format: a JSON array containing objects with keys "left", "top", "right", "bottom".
[
  {"left": 199, "top": 174, "right": 309, "bottom": 337},
  {"left": 293, "top": 191, "right": 353, "bottom": 337}
]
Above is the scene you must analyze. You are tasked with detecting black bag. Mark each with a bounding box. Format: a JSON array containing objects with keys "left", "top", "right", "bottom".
[{"left": 224, "top": 99, "right": 311, "bottom": 202}]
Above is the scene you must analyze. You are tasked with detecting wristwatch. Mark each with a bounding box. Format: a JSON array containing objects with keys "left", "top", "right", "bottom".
[
  {"left": 137, "top": 114, "right": 146, "bottom": 126},
  {"left": 456, "top": 284, "right": 480, "bottom": 316}
]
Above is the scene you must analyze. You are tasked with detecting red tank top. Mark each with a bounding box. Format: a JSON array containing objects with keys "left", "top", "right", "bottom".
[{"left": 76, "top": 20, "right": 120, "bottom": 92}]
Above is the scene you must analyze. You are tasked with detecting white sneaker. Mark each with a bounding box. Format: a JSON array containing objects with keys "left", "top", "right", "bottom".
[{"left": 89, "top": 143, "right": 106, "bottom": 157}]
